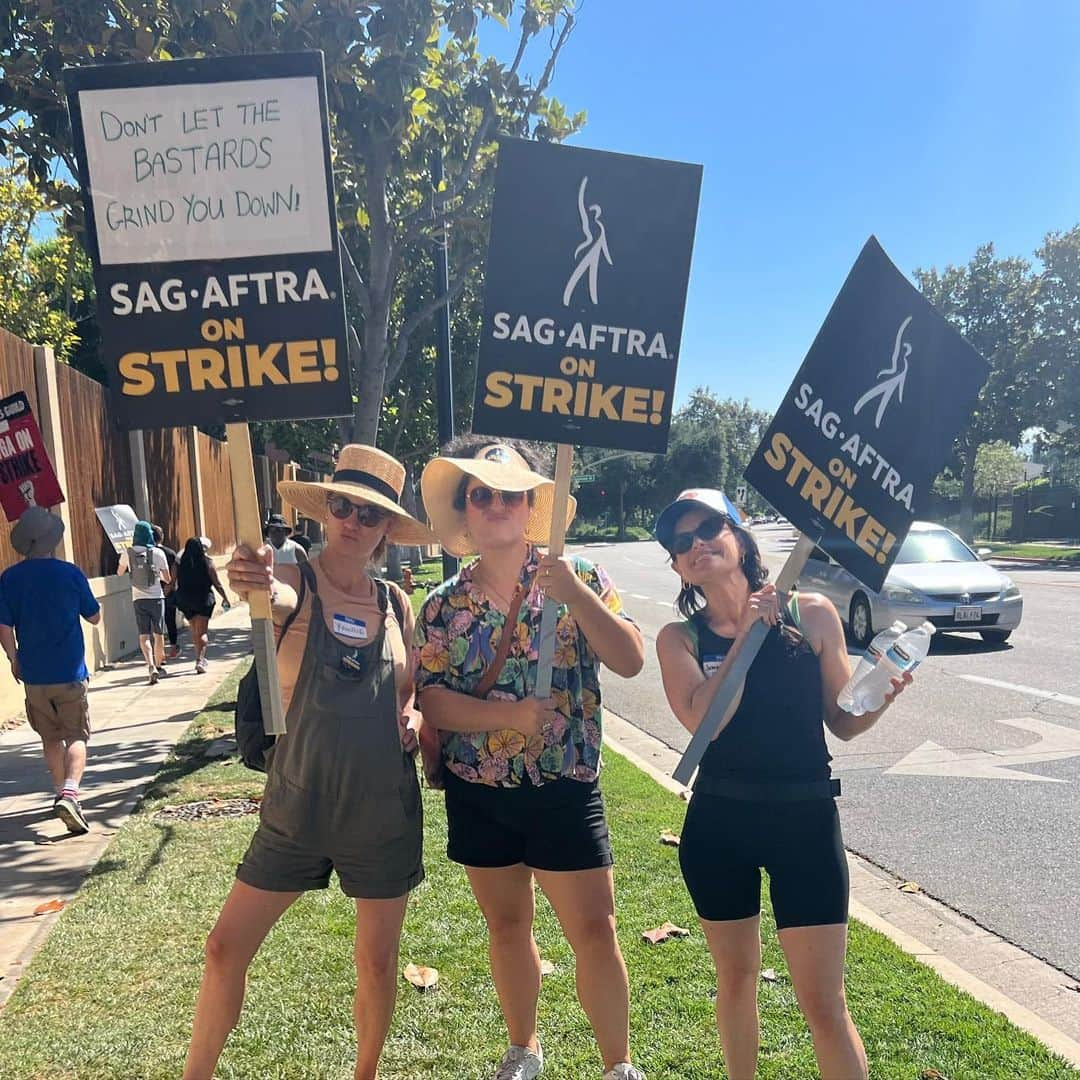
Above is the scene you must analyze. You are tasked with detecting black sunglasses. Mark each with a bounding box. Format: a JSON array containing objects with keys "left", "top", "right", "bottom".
[
  {"left": 327, "top": 494, "right": 391, "bottom": 527},
  {"left": 466, "top": 486, "right": 527, "bottom": 510},
  {"left": 669, "top": 514, "right": 729, "bottom": 556}
]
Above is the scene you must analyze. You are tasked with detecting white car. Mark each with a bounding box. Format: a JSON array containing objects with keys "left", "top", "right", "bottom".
[{"left": 797, "top": 521, "right": 1024, "bottom": 648}]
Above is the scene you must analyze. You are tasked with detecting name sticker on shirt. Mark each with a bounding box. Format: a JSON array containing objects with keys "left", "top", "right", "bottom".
[
  {"left": 332, "top": 614, "right": 368, "bottom": 640},
  {"left": 702, "top": 653, "right": 727, "bottom": 678}
]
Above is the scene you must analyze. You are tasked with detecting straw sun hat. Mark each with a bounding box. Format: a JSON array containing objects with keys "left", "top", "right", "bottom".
[
  {"left": 420, "top": 442, "right": 577, "bottom": 557},
  {"left": 278, "top": 445, "right": 435, "bottom": 545}
]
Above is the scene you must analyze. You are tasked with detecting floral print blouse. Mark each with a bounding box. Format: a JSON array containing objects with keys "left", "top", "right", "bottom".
[{"left": 414, "top": 545, "right": 633, "bottom": 788}]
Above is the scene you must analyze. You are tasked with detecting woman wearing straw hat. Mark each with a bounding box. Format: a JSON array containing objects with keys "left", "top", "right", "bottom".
[
  {"left": 184, "top": 445, "right": 435, "bottom": 1080},
  {"left": 416, "top": 437, "right": 647, "bottom": 1080}
]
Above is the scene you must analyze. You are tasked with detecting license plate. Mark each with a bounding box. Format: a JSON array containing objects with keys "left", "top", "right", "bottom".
[{"left": 954, "top": 605, "right": 983, "bottom": 623}]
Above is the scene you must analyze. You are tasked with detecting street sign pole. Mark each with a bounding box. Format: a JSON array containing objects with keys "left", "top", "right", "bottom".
[
  {"left": 672, "top": 532, "right": 816, "bottom": 785},
  {"left": 534, "top": 443, "right": 573, "bottom": 697},
  {"left": 432, "top": 147, "right": 458, "bottom": 582}
]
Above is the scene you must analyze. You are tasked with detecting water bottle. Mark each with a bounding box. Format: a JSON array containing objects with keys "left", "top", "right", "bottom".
[
  {"left": 847, "top": 621, "right": 935, "bottom": 716},
  {"left": 837, "top": 621, "right": 906, "bottom": 713}
]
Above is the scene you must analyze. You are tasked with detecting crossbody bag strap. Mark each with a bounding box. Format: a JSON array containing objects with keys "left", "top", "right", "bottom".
[{"left": 472, "top": 574, "right": 535, "bottom": 699}]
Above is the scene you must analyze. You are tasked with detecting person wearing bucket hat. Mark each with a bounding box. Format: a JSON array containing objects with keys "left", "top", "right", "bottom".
[
  {"left": 416, "top": 436, "right": 647, "bottom": 1080},
  {"left": 184, "top": 445, "right": 435, "bottom": 1080},
  {"left": 0, "top": 508, "right": 101, "bottom": 836},
  {"left": 653, "top": 490, "right": 911, "bottom": 1080}
]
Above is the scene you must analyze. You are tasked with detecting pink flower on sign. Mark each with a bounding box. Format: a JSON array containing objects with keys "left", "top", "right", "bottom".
[{"left": 479, "top": 756, "right": 510, "bottom": 784}]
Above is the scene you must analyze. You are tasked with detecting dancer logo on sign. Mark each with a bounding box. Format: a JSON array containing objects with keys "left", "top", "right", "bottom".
[{"left": 562, "top": 177, "right": 613, "bottom": 308}]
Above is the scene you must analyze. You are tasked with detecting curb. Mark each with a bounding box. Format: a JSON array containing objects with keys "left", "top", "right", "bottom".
[{"left": 602, "top": 712, "right": 1080, "bottom": 1069}]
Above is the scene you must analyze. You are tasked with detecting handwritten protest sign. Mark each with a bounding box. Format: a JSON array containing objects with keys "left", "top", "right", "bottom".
[
  {"left": 472, "top": 138, "right": 702, "bottom": 454},
  {"left": 744, "top": 237, "right": 988, "bottom": 592},
  {"left": 0, "top": 392, "right": 65, "bottom": 522},
  {"left": 65, "top": 52, "right": 351, "bottom": 432}
]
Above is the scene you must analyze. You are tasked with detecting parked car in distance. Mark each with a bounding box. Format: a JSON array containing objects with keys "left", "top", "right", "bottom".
[{"left": 796, "top": 521, "right": 1023, "bottom": 648}]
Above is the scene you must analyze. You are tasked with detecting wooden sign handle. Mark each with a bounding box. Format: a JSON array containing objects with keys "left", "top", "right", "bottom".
[
  {"left": 534, "top": 443, "right": 573, "bottom": 698},
  {"left": 672, "top": 531, "right": 817, "bottom": 785},
  {"left": 226, "top": 422, "right": 287, "bottom": 736}
]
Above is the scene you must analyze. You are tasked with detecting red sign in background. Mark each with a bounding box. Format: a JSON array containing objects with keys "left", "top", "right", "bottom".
[{"left": 0, "top": 392, "right": 65, "bottom": 522}]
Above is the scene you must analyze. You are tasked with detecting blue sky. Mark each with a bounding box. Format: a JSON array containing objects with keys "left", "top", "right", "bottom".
[{"left": 489, "top": 1, "right": 1080, "bottom": 413}]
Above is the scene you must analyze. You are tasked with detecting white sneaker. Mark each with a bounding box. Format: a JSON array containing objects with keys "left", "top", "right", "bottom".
[
  {"left": 195, "top": 657, "right": 208, "bottom": 674},
  {"left": 493, "top": 1042, "right": 544, "bottom": 1080},
  {"left": 603, "top": 1066, "right": 645, "bottom": 1080}
]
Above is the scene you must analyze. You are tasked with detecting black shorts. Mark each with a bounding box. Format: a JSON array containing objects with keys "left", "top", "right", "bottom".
[
  {"left": 177, "top": 594, "right": 215, "bottom": 620},
  {"left": 443, "top": 771, "right": 613, "bottom": 873},
  {"left": 679, "top": 791, "right": 848, "bottom": 929}
]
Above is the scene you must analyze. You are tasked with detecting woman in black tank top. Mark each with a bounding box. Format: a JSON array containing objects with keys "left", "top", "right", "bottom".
[{"left": 654, "top": 490, "right": 912, "bottom": 1080}]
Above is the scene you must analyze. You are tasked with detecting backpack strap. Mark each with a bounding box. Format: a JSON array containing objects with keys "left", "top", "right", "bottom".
[
  {"left": 275, "top": 561, "right": 315, "bottom": 651},
  {"left": 369, "top": 577, "right": 406, "bottom": 626},
  {"left": 783, "top": 590, "right": 802, "bottom": 632},
  {"left": 680, "top": 616, "right": 700, "bottom": 657}
]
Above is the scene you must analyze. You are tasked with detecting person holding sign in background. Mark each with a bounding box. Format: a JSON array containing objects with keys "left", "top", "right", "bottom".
[
  {"left": 416, "top": 438, "right": 647, "bottom": 1080},
  {"left": 184, "top": 446, "right": 433, "bottom": 1080},
  {"left": 654, "top": 490, "right": 912, "bottom": 1080},
  {"left": 117, "top": 520, "right": 171, "bottom": 685}
]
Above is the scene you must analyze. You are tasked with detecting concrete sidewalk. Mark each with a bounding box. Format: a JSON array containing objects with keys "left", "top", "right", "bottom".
[{"left": 0, "top": 604, "right": 253, "bottom": 1008}]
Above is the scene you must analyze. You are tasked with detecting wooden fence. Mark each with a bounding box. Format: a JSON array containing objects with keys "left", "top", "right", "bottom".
[{"left": 0, "top": 330, "right": 326, "bottom": 581}]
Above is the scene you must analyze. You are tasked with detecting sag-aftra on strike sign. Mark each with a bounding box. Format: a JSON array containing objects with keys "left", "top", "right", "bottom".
[
  {"left": 65, "top": 52, "right": 351, "bottom": 431},
  {"left": 472, "top": 138, "right": 702, "bottom": 454},
  {"left": 745, "top": 237, "right": 988, "bottom": 592}
]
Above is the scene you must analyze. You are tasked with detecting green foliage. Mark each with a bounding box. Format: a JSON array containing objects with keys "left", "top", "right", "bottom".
[
  {"left": 0, "top": 164, "right": 83, "bottom": 359},
  {"left": 1, "top": 0, "right": 584, "bottom": 446},
  {"left": 973, "top": 440, "right": 1025, "bottom": 497}
]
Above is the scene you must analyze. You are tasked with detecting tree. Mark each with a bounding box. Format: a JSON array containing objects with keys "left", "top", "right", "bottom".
[
  {"left": 648, "top": 388, "right": 732, "bottom": 514},
  {"left": 973, "top": 440, "right": 1024, "bottom": 539},
  {"left": 1034, "top": 226, "right": 1080, "bottom": 457},
  {"left": 914, "top": 244, "right": 1040, "bottom": 540},
  {"left": 1, "top": 0, "right": 583, "bottom": 443},
  {"left": 0, "top": 164, "right": 83, "bottom": 359}
]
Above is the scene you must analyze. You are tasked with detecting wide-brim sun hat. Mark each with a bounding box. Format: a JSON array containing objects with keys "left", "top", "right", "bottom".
[
  {"left": 11, "top": 506, "right": 65, "bottom": 558},
  {"left": 278, "top": 444, "right": 435, "bottom": 545},
  {"left": 654, "top": 488, "right": 743, "bottom": 551},
  {"left": 421, "top": 442, "right": 577, "bottom": 558}
]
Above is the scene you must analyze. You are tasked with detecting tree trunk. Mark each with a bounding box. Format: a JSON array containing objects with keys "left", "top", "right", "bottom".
[
  {"left": 959, "top": 450, "right": 976, "bottom": 542},
  {"left": 617, "top": 478, "right": 627, "bottom": 541}
]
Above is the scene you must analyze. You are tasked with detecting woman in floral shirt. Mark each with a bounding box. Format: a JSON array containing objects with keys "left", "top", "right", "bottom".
[{"left": 416, "top": 437, "right": 646, "bottom": 1080}]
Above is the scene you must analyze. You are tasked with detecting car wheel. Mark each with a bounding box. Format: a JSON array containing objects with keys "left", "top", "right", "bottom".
[
  {"left": 849, "top": 593, "right": 874, "bottom": 649},
  {"left": 980, "top": 630, "right": 1012, "bottom": 644}
]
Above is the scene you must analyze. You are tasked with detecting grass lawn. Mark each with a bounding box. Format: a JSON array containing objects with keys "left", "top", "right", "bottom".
[
  {"left": 983, "top": 542, "right": 1080, "bottom": 562},
  {"left": 0, "top": 670, "right": 1076, "bottom": 1079}
]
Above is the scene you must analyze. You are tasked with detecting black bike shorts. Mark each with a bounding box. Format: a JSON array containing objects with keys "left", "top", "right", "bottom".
[{"left": 679, "top": 792, "right": 848, "bottom": 929}]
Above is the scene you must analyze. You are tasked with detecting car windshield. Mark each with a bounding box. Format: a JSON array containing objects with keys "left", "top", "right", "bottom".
[{"left": 895, "top": 530, "right": 977, "bottom": 565}]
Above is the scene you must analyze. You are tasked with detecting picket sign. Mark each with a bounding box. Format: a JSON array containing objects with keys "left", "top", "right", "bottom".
[
  {"left": 534, "top": 443, "right": 574, "bottom": 697},
  {"left": 226, "top": 423, "right": 287, "bottom": 736},
  {"left": 672, "top": 532, "right": 816, "bottom": 786}
]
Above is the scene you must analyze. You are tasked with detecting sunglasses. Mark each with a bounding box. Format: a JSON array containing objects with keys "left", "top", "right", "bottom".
[
  {"left": 466, "top": 486, "right": 527, "bottom": 510},
  {"left": 327, "top": 495, "right": 391, "bottom": 527},
  {"left": 669, "top": 514, "right": 729, "bottom": 556}
]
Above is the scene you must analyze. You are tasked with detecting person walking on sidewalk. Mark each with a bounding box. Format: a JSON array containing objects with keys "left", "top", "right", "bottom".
[
  {"left": 416, "top": 438, "right": 647, "bottom": 1080},
  {"left": 264, "top": 512, "right": 307, "bottom": 567},
  {"left": 152, "top": 524, "right": 180, "bottom": 662},
  {"left": 653, "top": 490, "right": 913, "bottom": 1080},
  {"left": 0, "top": 507, "right": 100, "bottom": 835},
  {"left": 184, "top": 445, "right": 435, "bottom": 1080},
  {"left": 174, "top": 536, "right": 230, "bottom": 674},
  {"left": 117, "top": 520, "right": 171, "bottom": 685}
]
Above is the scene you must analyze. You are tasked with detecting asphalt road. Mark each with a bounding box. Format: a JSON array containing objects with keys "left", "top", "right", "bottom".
[{"left": 576, "top": 527, "right": 1080, "bottom": 978}]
